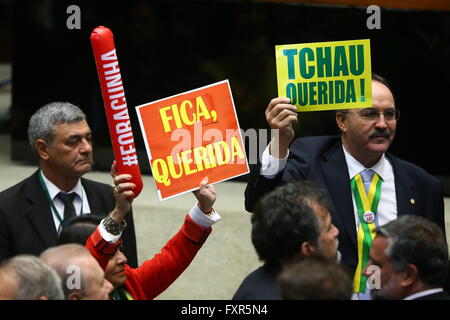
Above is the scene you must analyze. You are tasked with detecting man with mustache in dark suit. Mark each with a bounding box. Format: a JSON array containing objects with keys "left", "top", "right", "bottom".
[{"left": 245, "top": 74, "right": 445, "bottom": 298}]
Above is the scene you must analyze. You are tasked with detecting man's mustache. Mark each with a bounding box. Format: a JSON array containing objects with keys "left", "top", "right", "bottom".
[{"left": 369, "top": 129, "right": 391, "bottom": 139}]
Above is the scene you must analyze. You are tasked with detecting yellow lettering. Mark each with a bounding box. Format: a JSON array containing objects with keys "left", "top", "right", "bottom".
[
  {"left": 151, "top": 159, "right": 171, "bottom": 186},
  {"left": 206, "top": 143, "right": 217, "bottom": 168},
  {"left": 167, "top": 154, "right": 183, "bottom": 179},
  {"left": 193, "top": 146, "right": 211, "bottom": 171},
  {"left": 180, "top": 150, "right": 197, "bottom": 175},
  {"left": 196, "top": 96, "right": 211, "bottom": 121},
  {"left": 171, "top": 104, "right": 183, "bottom": 130},
  {"left": 152, "top": 138, "right": 244, "bottom": 187},
  {"left": 159, "top": 106, "right": 174, "bottom": 133},
  {"left": 180, "top": 100, "right": 195, "bottom": 126},
  {"left": 214, "top": 141, "right": 230, "bottom": 165},
  {"left": 231, "top": 136, "right": 245, "bottom": 160}
]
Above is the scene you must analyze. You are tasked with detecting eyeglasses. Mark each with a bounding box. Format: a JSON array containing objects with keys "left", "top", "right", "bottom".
[{"left": 343, "top": 108, "right": 400, "bottom": 122}]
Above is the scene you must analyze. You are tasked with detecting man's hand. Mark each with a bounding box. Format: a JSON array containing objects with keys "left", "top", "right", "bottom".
[
  {"left": 193, "top": 177, "right": 216, "bottom": 213},
  {"left": 110, "top": 161, "right": 135, "bottom": 224},
  {"left": 265, "top": 97, "right": 298, "bottom": 159}
]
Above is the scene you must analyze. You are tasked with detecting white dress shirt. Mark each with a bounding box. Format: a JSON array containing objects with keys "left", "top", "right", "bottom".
[
  {"left": 40, "top": 171, "right": 91, "bottom": 231},
  {"left": 403, "top": 288, "right": 444, "bottom": 300},
  {"left": 260, "top": 143, "right": 398, "bottom": 230}
]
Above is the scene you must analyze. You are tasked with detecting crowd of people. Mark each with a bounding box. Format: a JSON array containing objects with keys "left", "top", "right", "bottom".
[{"left": 0, "top": 74, "right": 448, "bottom": 300}]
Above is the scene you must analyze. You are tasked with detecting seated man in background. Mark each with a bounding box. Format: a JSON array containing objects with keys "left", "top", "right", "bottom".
[
  {"left": 363, "top": 215, "right": 449, "bottom": 300},
  {"left": 233, "top": 181, "right": 340, "bottom": 300},
  {"left": 0, "top": 255, "right": 64, "bottom": 300},
  {"left": 277, "top": 255, "right": 353, "bottom": 300},
  {"left": 41, "top": 244, "right": 113, "bottom": 300},
  {"left": 58, "top": 163, "right": 221, "bottom": 300}
]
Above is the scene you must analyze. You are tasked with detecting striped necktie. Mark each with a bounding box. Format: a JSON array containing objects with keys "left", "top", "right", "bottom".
[
  {"left": 360, "top": 169, "right": 375, "bottom": 194},
  {"left": 356, "top": 168, "right": 377, "bottom": 300}
]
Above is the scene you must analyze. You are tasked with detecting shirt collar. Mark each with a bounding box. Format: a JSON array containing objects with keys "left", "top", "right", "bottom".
[
  {"left": 342, "top": 145, "right": 387, "bottom": 181},
  {"left": 40, "top": 170, "right": 82, "bottom": 201},
  {"left": 403, "top": 288, "right": 444, "bottom": 300}
]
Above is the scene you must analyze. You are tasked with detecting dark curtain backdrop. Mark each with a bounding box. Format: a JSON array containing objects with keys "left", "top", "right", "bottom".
[{"left": 12, "top": 1, "right": 450, "bottom": 191}]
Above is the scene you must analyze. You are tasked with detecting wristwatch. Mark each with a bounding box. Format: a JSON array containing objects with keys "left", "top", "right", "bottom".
[{"left": 102, "top": 215, "right": 127, "bottom": 235}]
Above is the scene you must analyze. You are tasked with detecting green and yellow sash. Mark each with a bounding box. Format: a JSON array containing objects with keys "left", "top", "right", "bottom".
[
  {"left": 351, "top": 172, "right": 382, "bottom": 293},
  {"left": 112, "top": 287, "right": 134, "bottom": 300}
]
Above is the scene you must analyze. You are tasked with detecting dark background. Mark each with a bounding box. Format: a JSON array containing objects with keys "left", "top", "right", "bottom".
[{"left": 7, "top": 1, "right": 450, "bottom": 191}]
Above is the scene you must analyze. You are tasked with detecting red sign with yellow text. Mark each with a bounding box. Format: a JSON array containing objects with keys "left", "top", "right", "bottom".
[{"left": 136, "top": 80, "right": 249, "bottom": 201}]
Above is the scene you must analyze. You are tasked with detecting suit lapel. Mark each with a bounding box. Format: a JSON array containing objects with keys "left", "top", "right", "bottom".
[
  {"left": 25, "top": 170, "right": 59, "bottom": 248},
  {"left": 320, "top": 142, "right": 357, "bottom": 251},
  {"left": 388, "top": 154, "right": 416, "bottom": 216}
]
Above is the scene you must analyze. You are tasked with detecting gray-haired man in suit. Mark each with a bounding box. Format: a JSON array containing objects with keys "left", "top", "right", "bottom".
[{"left": 0, "top": 102, "right": 138, "bottom": 266}]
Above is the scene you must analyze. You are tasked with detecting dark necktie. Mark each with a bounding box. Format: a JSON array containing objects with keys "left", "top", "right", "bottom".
[{"left": 57, "top": 192, "right": 77, "bottom": 220}]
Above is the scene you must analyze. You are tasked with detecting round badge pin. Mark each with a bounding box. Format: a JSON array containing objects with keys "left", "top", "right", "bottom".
[{"left": 363, "top": 211, "right": 375, "bottom": 224}]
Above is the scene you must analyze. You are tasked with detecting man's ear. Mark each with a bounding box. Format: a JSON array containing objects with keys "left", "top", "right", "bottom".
[
  {"left": 300, "top": 242, "right": 317, "bottom": 256},
  {"left": 336, "top": 112, "right": 347, "bottom": 133},
  {"left": 35, "top": 139, "right": 50, "bottom": 160},
  {"left": 401, "top": 264, "right": 418, "bottom": 288}
]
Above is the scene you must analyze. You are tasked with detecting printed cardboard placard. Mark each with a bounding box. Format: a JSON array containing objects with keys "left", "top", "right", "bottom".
[
  {"left": 276, "top": 39, "right": 372, "bottom": 111},
  {"left": 136, "top": 80, "right": 249, "bottom": 201}
]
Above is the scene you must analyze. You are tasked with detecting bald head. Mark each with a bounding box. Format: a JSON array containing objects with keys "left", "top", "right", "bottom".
[
  {"left": 41, "top": 244, "right": 113, "bottom": 300},
  {"left": 41, "top": 243, "right": 91, "bottom": 269}
]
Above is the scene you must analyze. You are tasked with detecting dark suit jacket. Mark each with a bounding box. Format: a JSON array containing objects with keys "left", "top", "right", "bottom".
[
  {"left": 245, "top": 136, "right": 445, "bottom": 270},
  {"left": 0, "top": 170, "right": 138, "bottom": 267},
  {"left": 232, "top": 264, "right": 281, "bottom": 300}
]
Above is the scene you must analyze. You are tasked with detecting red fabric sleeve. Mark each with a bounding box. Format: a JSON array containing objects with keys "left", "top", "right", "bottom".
[
  {"left": 85, "top": 226, "right": 121, "bottom": 270},
  {"left": 126, "top": 214, "right": 212, "bottom": 299}
]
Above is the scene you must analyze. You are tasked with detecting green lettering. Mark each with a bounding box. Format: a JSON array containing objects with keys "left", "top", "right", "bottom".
[
  {"left": 309, "top": 82, "right": 317, "bottom": 105},
  {"left": 286, "top": 83, "right": 297, "bottom": 105},
  {"left": 316, "top": 47, "right": 332, "bottom": 78},
  {"left": 299, "top": 48, "right": 315, "bottom": 79},
  {"left": 345, "top": 79, "right": 356, "bottom": 102},
  {"left": 298, "top": 82, "right": 308, "bottom": 106},
  {"left": 360, "top": 78, "right": 366, "bottom": 102},
  {"left": 349, "top": 45, "right": 364, "bottom": 76},
  {"left": 317, "top": 81, "right": 328, "bottom": 104},
  {"left": 329, "top": 80, "right": 334, "bottom": 103},
  {"left": 333, "top": 46, "right": 349, "bottom": 77},
  {"left": 283, "top": 49, "right": 298, "bottom": 80},
  {"left": 335, "top": 80, "right": 345, "bottom": 103}
]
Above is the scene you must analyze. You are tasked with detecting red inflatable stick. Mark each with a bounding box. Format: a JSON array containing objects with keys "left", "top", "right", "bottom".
[{"left": 90, "top": 26, "right": 143, "bottom": 198}]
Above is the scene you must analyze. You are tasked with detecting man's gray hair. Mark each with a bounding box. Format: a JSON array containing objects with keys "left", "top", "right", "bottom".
[
  {"left": 28, "top": 101, "right": 87, "bottom": 151},
  {"left": 0, "top": 255, "right": 64, "bottom": 300},
  {"left": 375, "top": 215, "right": 448, "bottom": 287}
]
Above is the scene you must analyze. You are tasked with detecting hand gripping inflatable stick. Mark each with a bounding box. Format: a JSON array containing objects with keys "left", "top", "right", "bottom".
[{"left": 91, "top": 26, "right": 143, "bottom": 197}]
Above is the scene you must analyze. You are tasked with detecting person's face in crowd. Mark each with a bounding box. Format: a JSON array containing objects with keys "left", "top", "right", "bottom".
[
  {"left": 363, "top": 236, "right": 403, "bottom": 300},
  {"left": 0, "top": 272, "right": 17, "bottom": 299},
  {"left": 71, "top": 256, "right": 113, "bottom": 300},
  {"left": 337, "top": 80, "right": 397, "bottom": 161},
  {"left": 105, "top": 245, "right": 128, "bottom": 288},
  {"left": 43, "top": 120, "right": 93, "bottom": 178},
  {"left": 310, "top": 202, "right": 340, "bottom": 261}
]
